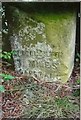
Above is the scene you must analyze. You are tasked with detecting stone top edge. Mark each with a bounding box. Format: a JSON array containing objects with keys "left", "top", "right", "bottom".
[{"left": 1, "top": 0, "right": 80, "bottom": 2}]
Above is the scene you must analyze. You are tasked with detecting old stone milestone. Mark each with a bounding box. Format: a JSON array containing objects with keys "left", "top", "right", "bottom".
[{"left": 9, "top": 4, "right": 76, "bottom": 83}]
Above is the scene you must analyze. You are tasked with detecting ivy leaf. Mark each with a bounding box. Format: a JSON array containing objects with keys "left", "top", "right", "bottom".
[
  {"left": 0, "top": 73, "right": 15, "bottom": 81},
  {"left": 4, "top": 74, "right": 15, "bottom": 80},
  {"left": 7, "top": 55, "right": 11, "bottom": 59},
  {"left": 3, "top": 51, "right": 7, "bottom": 54},
  {"left": 0, "top": 85, "right": 5, "bottom": 92}
]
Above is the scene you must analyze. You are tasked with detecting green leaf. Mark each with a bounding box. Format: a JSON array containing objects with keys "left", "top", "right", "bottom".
[
  {"left": 11, "top": 51, "right": 16, "bottom": 54},
  {"left": 0, "top": 73, "right": 15, "bottom": 81},
  {"left": 0, "top": 53, "right": 3, "bottom": 58},
  {"left": 76, "top": 79, "right": 80, "bottom": 84},
  {"left": 4, "top": 55, "right": 8, "bottom": 59},
  {"left": 4, "top": 74, "right": 15, "bottom": 80},
  {"left": 3, "top": 51, "right": 7, "bottom": 54},
  {"left": 0, "top": 73, "right": 6, "bottom": 77},
  {"left": 7, "top": 55, "right": 11, "bottom": 59},
  {"left": 0, "top": 85, "right": 5, "bottom": 92},
  {"left": 73, "top": 89, "right": 80, "bottom": 97}
]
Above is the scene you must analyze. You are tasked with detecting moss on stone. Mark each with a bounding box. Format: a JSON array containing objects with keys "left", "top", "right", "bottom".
[{"left": 9, "top": 6, "right": 76, "bottom": 83}]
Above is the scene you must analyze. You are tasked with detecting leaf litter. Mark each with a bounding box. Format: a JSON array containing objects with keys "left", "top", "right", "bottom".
[{"left": 1, "top": 60, "right": 80, "bottom": 119}]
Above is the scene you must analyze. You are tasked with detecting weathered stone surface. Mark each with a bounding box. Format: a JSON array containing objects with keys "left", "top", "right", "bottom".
[{"left": 8, "top": 4, "right": 76, "bottom": 83}]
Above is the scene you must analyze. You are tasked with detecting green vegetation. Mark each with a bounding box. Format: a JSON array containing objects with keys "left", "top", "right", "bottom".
[
  {"left": 0, "top": 50, "right": 15, "bottom": 92},
  {"left": 73, "top": 89, "right": 80, "bottom": 97},
  {"left": 0, "top": 73, "right": 15, "bottom": 81},
  {"left": 0, "top": 50, "right": 16, "bottom": 60},
  {"left": 72, "top": 79, "right": 80, "bottom": 97},
  {"left": 0, "top": 85, "right": 5, "bottom": 92},
  {"left": 76, "top": 79, "right": 80, "bottom": 84},
  {"left": 0, "top": 73, "right": 15, "bottom": 92}
]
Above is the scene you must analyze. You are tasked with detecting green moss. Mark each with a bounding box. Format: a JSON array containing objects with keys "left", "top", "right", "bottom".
[{"left": 9, "top": 6, "right": 76, "bottom": 83}]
